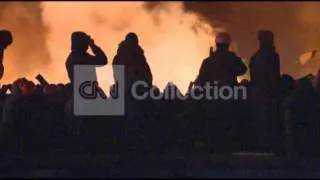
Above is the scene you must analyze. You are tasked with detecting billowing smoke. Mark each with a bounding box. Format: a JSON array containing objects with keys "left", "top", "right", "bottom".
[
  {"left": 0, "top": 2, "right": 51, "bottom": 83},
  {"left": 3, "top": 2, "right": 320, "bottom": 90},
  {"left": 184, "top": 2, "right": 320, "bottom": 78},
  {"left": 40, "top": 2, "right": 217, "bottom": 93}
]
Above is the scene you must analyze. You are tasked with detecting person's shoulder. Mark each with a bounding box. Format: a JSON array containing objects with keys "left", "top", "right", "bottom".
[
  {"left": 112, "top": 55, "right": 120, "bottom": 65},
  {"left": 226, "top": 51, "right": 237, "bottom": 57},
  {"left": 228, "top": 51, "right": 242, "bottom": 60},
  {"left": 228, "top": 51, "right": 236, "bottom": 56},
  {"left": 66, "top": 51, "right": 77, "bottom": 59},
  {"left": 137, "top": 45, "right": 144, "bottom": 54},
  {"left": 65, "top": 54, "right": 72, "bottom": 64},
  {"left": 249, "top": 51, "right": 260, "bottom": 60},
  {"left": 203, "top": 56, "right": 212, "bottom": 63},
  {"left": 66, "top": 52, "right": 76, "bottom": 65},
  {"left": 118, "top": 41, "right": 127, "bottom": 49}
]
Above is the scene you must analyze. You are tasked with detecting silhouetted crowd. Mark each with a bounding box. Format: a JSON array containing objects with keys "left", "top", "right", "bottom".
[{"left": 0, "top": 29, "right": 319, "bottom": 162}]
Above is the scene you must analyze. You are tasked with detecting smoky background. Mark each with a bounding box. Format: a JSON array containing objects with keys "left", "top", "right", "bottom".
[{"left": 0, "top": 2, "right": 318, "bottom": 91}]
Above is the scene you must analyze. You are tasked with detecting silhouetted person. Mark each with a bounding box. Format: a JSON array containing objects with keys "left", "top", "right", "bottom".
[
  {"left": 250, "top": 30, "right": 281, "bottom": 101},
  {"left": 194, "top": 32, "right": 247, "bottom": 154},
  {"left": 66, "top": 31, "right": 108, "bottom": 84},
  {"left": 0, "top": 30, "right": 13, "bottom": 80},
  {"left": 249, "top": 30, "right": 282, "bottom": 153},
  {"left": 195, "top": 32, "right": 247, "bottom": 87},
  {"left": 113, "top": 32, "right": 153, "bottom": 96}
]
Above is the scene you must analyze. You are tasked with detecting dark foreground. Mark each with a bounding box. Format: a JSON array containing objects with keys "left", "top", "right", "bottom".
[
  {"left": 0, "top": 74, "right": 319, "bottom": 178},
  {"left": 1, "top": 152, "right": 319, "bottom": 178}
]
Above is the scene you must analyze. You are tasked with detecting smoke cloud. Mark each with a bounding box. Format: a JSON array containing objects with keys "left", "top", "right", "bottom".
[
  {"left": 3, "top": 2, "right": 320, "bottom": 89},
  {"left": 184, "top": 2, "right": 320, "bottom": 77},
  {"left": 0, "top": 2, "right": 50, "bottom": 83}
]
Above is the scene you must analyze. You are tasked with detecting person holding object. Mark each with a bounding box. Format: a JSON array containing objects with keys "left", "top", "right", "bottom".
[
  {"left": 65, "top": 31, "right": 108, "bottom": 84},
  {"left": 195, "top": 32, "right": 247, "bottom": 87}
]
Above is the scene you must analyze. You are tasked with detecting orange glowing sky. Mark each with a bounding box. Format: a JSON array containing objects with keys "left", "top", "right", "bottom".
[
  {"left": 2, "top": 2, "right": 220, "bottom": 93},
  {"left": 3, "top": 2, "right": 320, "bottom": 92}
]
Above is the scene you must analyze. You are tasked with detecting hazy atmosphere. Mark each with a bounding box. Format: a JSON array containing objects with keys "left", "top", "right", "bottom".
[{"left": 0, "top": 2, "right": 319, "bottom": 92}]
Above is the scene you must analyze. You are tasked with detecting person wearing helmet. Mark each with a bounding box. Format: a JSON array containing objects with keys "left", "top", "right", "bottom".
[
  {"left": 195, "top": 32, "right": 247, "bottom": 87},
  {"left": 113, "top": 32, "right": 153, "bottom": 97},
  {"left": 194, "top": 32, "right": 247, "bottom": 154},
  {"left": 249, "top": 30, "right": 282, "bottom": 153},
  {"left": 65, "top": 31, "right": 108, "bottom": 84},
  {"left": 0, "top": 30, "right": 13, "bottom": 80}
]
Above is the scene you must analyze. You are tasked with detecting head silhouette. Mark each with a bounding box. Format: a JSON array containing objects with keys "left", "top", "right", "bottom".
[
  {"left": 0, "top": 30, "right": 12, "bottom": 49},
  {"left": 71, "top": 31, "right": 90, "bottom": 52},
  {"left": 258, "top": 30, "right": 274, "bottom": 46},
  {"left": 281, "top": 74, "right": 295, "bottom": 93},
  {"left": 215, "top": 32, "right": 231, "bottom": 51},
  {"left": 125, "top": 32, "right": 139, "bottom": 45},
  {"left": 20, "top": 80, "right": 36, "bottom": 96}
]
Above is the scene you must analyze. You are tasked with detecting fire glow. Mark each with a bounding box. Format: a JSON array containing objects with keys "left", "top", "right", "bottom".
[{"left": 2, "top": 2, "right": 217, "bottom": 94}]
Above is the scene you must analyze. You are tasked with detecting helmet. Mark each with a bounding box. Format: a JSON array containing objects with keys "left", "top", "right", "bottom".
[{"left": 215, "top": 32, "right": 232, "bottom": 44}]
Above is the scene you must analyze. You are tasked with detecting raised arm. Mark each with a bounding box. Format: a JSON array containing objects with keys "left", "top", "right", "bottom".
[{"left": 87, "top": 39, "right": 108, "bottom": 66}]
